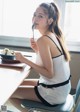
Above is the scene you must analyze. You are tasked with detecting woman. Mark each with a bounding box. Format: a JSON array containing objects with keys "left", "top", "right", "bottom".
[{"left": 10, "top": 2, "right": 71, "bottom": 112}]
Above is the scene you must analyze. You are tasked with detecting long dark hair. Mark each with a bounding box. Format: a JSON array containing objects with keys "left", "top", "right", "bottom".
[{"left": 39, "top": 2, "right": 70, "bottom": 61}]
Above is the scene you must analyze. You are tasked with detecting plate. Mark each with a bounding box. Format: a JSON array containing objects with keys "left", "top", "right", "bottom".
[
  {"left": 0, "top": 59, "right": 26, "bottom": 69},
  {"left": 1, "top": 58, "right": 21, "bottom": 64}
]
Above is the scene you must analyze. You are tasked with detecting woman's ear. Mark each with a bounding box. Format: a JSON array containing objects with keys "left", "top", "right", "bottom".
[{"left": 48, "top": 18, "right": 53, "bottom": 25}]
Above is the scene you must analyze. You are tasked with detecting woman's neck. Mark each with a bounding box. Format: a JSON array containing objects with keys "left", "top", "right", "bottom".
[{"left": 39, "top": 28, "right": 49, "bottom": 36}]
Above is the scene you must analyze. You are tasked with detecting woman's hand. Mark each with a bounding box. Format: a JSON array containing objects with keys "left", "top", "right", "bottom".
[
  {"left": 30, "top": 38, "right": 38, "bottom": 52},
  {"left": 15, "top": 52, "right": 24, "bottom": 63}
]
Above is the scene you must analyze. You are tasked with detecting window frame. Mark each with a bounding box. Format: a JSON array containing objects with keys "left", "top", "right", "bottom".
[{"left": 0, "top": 0, "right": 80, "bottom": 52}]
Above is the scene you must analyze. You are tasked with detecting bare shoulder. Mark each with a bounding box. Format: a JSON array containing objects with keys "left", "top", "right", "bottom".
[{"left": 37, "top": 35, "right": 48, "bottom": 45}]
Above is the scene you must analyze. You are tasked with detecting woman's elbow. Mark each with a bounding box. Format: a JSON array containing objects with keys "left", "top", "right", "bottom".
[
  {"left": 48, "top": 74, "right": 54, "bottom": 79},
  {"left": 48, "top": 70, "right": 54, "bottom": 79}
]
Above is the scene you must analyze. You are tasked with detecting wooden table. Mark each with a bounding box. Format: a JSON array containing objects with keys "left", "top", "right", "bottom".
[{"left": 0, "top": 52, "right": 36, "bottom": 110}]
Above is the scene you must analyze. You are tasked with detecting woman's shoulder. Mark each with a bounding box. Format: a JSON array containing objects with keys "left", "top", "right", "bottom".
[
  {"left": 36, "top": 32, "right": 56, "bottom": 45},
  {"left": 37, "top": 35, "right": 48, "bottom": 44}
]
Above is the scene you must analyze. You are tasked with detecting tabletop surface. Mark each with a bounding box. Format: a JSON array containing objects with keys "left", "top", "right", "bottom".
[{"left": 0, "top": 51, "right": 36, "bottom": 109}]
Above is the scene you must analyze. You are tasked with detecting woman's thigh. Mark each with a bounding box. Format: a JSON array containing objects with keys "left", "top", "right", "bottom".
[
  {"left": 11, "top": 87, "right": 41, "bottom": 102},
  {"left": 21, "top": 79, "right": 38, "bottom": 86}
]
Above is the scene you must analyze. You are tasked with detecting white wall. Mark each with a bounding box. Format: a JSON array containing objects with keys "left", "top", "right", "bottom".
[{"left": 70, "top": 53, "right": 80, "bottom": 89}]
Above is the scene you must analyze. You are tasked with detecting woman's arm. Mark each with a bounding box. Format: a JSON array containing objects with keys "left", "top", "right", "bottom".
[{"left": 15, "top": 37, "right": 54, "bottom": 79}]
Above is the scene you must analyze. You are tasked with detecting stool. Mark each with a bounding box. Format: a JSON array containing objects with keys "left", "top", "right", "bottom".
[{"left": 21, "top": 94, "right": 74, "bottom": 112}]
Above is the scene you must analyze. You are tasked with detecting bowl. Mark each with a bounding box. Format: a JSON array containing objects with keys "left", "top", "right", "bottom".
[{"left": 0, "top": 54, "right": 15, "bottom": 60}]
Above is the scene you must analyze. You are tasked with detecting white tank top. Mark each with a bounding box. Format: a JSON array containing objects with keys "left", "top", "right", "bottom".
[{"left": 36, "top": 34, "right": 70, "bottom": 85}]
